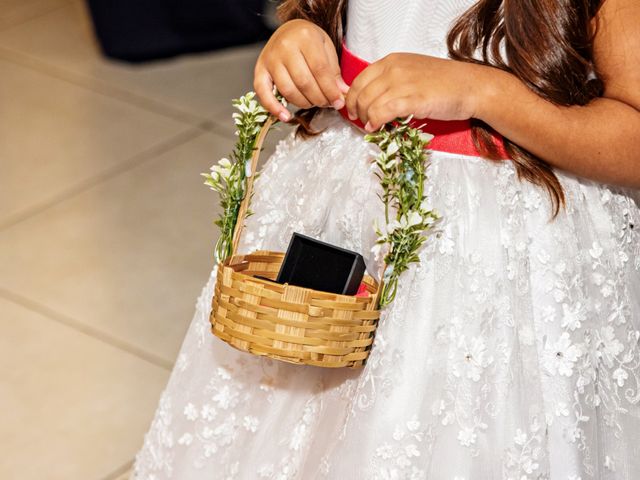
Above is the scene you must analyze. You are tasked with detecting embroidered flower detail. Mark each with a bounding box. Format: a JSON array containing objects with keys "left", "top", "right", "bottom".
[
  {"left": 243, "top": 415, "right": 259, "bottom": 432},
  {"left": 598, "top": 326, "right": 624, "bottom": 367},
  {"left": 561, "top": 302, "right": 586, "bottom": 331},
  {"left": 371, "top": 414, "right": 433, "bottom": 479},
  {"left": 178, "top": 433, "right": 193, "bottom": 446},
  {"left": 452, "top": 336, "right": 494, "bottom": 382},
  {"left": 184, "top": 403, "right": 198, "bottom": 421},
  {"left": 612, "top": 367, "right": 628, "bottom": 387},
  {"left": 213, "top": 385, "right": 240, "bottom": 410},
  {"left": 589, "top": 242, "right": 603, "bottom": 259},
  {"left": 543, "top": 332, "right": 582, "bottom": 377},
  {"left": 503, "top": 417, "right": 544, "bottom": 479},
  {"left": 201, "top": 404, "right": 217, "bottom": 421},
  {"left": 457, "top": 427, "right": 477, "bottom": 447}
]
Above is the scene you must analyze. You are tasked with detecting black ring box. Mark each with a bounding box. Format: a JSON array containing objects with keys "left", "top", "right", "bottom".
[{"left": 275, "top": 233, "right": 366, "bottom": 295}]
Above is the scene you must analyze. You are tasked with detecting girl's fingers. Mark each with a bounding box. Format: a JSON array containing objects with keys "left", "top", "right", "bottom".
[
  {"left": 285, "top": 53, "right": 331, "bottom": 107},
  {"left": 365, "top": 96, "right": 415, "bottom": 131},
  {"left": 353, "top": 79, "right": 391, "bottom": 125},
  {"left": 324, "top": 40, "right": 350, "bottom": 95},
  {"left": 253, "top": 68, "right": 291, "bottom": 121},
  {"left": 345, "top": 63, "right": 384, "bottom": 119},
  {"left": 303, "top": 39, "right": 346, "bottom": 109},
  {"left": 271, "top": 64, "right": 313, "bottom": 110}
]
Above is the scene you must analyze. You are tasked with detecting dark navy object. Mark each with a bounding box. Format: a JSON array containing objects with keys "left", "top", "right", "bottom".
[
  {"left": 276, "top": 233, "right": 366, "bottom": 295},
  {"left": 86, "top": 0, "right": 272, "bottom": 62}
]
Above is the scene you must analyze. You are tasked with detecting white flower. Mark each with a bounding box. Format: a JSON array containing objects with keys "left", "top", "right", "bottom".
[
  {"left": 522, "top": 455, "right": 539, "bottom": 474},
  {"left": 405, "top": 211, "right": 423, "bottom": 228},
  {"left": 213, "top": 385, "right": 239, "bottom": 409},
  {"left": 554, "top": 402, "right": 569, "bottom": 417},
  {"left": 543, "top": 332, "right": 582, "bottom": 377},
  {"left": 612, "top": 367, "right": 628, "bottom": 387},
  {"left": 458, "top": 336, "right": 494, "bottom": 382},
  {"left": 384, "top": 157, "right": 400, "bottom": 169},
  {"left": 457, "top": 427, "right": 476, "bottom": 447},
  {"left": 561, "top": 302, "right": 585, "bottom": 331},
  {"left": 177, "top": 433, "right": 193, "bottom": 446},
  {"left": 514, "top": 429, "right": 527, "bottom": 446},
  {"left": 404, "top": 444, "right": 420, "bottom": 458},
  {"left": 600, "top": 326, "right": 624, "bottom": 366},
  {"left": 211, "top": 157, "right": 233, "bottom": 180},
  {"left": 406, "top": 416, "right": 421, "bottom": 432},
  {"left": 419, "top": 132, "right": 434, "bottom": 144},
  {"left": 238, "top": 98, "right": 259, "bottom": 114},
  {"left": 183, "top": 403, "right": 198, "bottom": 421},
  {"left": 541, "top": 305, "right": 556, "bottom": 324},
  {"left": 386, "top": 140, "right": 400, "bottom": 155},
  {"left": 371, "top": 242, "right": 387, "bottom": 262},
  {"left": 243, "top": 415, "right": 259, "bottom": 432},
  {"left": 201, "top": 404, "right": 217, "bottom": 421},
  {"left": 375, "top": 443, "right": 394, "bottom": 460},
  {"left": 589, "top": 242, "right": 603, "bottom": 259},
  {"left": 386, "top": 219, "right": 401, "bottom": 234},
  {"left": 213, "top": 417, "right": 236, "bottom": 446},
  {"left": 203, "top": 442, "right": 218, "bottom": 457}
]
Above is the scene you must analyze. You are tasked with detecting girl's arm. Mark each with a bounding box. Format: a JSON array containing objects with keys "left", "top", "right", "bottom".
[
  {"left": 476, "top": 0, "right": 640, "bottom": 187},
  {"left": 347, "top": 0, "right": 640, "bottom": 188}
]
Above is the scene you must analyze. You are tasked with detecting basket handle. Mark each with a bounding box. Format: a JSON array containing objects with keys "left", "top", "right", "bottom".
[
  {"left": 230, "top": 115, "right": 275, "bottom": 257},
  {"left": 228, "top": 114, "right": 386, "bottom": 305}
]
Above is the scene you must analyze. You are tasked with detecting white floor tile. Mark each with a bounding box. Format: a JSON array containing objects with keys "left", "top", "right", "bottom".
[
  {"left": 0, "top": 297, "right": 168, "bottom": 480},
  {"left": 0, "top": 128, "right": 291, "bottom": 363},
  {"left": 0, "top": 57, "right": 191, "bottom": 225}
]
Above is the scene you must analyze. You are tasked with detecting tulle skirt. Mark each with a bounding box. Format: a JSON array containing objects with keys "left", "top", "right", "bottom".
[{"left": 132, "top": 110, "right": 640, "bottom": 480}]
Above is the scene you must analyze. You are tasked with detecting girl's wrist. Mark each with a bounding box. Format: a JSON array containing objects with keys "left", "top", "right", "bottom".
[{"left": 469, "top": 64, "right": 512, "bottom": 124}]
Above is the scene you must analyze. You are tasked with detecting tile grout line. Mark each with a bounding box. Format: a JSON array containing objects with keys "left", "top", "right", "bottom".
[
  {"left": 100, "top": 458, "right": 134, "bottom": 480},
  {"left": 0, "top": 44, "right": 207, "bottom": 127},
  {"left": 0, "top": 287, "right": 173, "bottom": 371},
  {"left": 0, "top": 126, "right": 207, "bottom": 231},
  {"left": 0, "top": 0, "right": 74, "bottom": 33}
]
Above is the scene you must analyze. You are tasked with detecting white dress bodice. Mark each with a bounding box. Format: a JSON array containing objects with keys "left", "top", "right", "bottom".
[{"left": 346, "top": 0, "right": 476, "bottom": 62}]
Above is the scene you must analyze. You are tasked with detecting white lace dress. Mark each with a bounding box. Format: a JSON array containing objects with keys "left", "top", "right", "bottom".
[{"left": 131, "top": 1, "right": 640, "bottom": 479}]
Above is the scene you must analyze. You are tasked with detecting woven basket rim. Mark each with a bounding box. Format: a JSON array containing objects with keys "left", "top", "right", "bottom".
[{"left": 219, "top": 251, "right": 379, "bottom": 303}]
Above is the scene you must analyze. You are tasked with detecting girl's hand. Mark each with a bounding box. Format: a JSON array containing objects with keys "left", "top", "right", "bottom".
[
  {"left": 254, "top": 19, "right": 349, "bottom": 122},
  {"left": 345, "top": 53, "right": 489, "bottom": 131}
]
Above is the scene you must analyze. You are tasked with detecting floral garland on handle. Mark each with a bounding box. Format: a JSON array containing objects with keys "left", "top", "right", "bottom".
[
  {"left": 365, "top": 118, "right": 440, "bottom": 306},
  {"left": 201, "top": 92, "right": 279, "bottom": 262},
  {"left": 203, "top": 92, "right": 439, "bottom": 307}
]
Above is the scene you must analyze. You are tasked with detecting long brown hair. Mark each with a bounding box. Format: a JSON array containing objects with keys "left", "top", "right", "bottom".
[{"left": 277, "top": 0, "right": 604, "bottom": 215}]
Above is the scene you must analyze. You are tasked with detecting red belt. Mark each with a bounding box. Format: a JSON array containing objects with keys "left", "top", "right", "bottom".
[{"left": 338, "top": 43, "right": 509, "bottom": 159}]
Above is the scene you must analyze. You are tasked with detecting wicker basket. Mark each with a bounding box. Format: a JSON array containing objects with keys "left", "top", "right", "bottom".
[{"left": 210, "top": 117, "right": 383, "bottom": 368}]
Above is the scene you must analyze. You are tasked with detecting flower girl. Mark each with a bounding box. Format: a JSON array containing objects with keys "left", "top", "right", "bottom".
[{"left": 133, "top": 0, "right": 640, "bottom": 478}]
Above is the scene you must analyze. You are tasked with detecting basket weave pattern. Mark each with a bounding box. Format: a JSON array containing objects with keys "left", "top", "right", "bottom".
[{"left": 209, "top": 117, "right": 382, "bottom": 368}]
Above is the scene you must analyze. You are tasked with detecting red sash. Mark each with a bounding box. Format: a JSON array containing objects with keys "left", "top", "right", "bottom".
[{"left": 338, "top": 43, "right": 509, "bottom": 159}]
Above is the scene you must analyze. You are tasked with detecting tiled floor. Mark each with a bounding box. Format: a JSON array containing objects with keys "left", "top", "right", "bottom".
[{"left": 0, "top": 2, "right": 288, "bottom": 479}]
